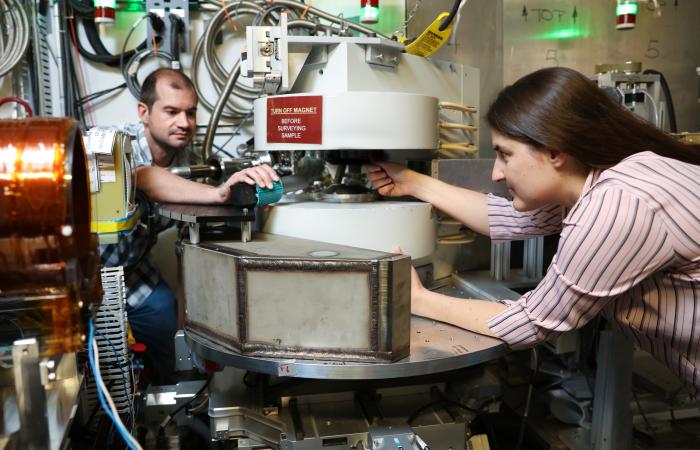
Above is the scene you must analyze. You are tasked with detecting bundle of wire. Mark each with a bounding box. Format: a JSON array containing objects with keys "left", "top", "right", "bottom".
[
  {"left": 191, "top": 0, "right": 385, "bottom": 159},
  {"left": 0, "top": 0, "right": 30, "bottom": 78},
  {"left": 88, "top": 320, "right": 143, "bottom": 450}
]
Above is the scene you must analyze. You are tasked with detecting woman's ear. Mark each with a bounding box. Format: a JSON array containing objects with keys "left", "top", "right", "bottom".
[{"left": 548, "top": 149, "right": 567, "bottom": 169}]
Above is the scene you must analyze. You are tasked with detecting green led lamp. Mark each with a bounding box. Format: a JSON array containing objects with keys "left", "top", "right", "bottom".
[{"left": 360, "top": 0, "right": 379, "bottom": 24}]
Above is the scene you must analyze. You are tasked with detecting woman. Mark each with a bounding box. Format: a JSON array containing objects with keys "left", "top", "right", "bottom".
[{"left": 367, "top": 67, "right": 700, "bottom": 388}]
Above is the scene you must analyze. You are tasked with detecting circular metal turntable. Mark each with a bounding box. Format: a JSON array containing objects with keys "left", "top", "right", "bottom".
[{"left": 186, "top": 316, "right": 506, "bottom": 380}]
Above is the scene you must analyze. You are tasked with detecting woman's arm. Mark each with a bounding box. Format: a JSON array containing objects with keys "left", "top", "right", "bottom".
[
  {"left": 487, "top": 188, "right": 674, "bottom": 348},
  {"left": 367, "top": 162, "right": 491, "bottom": 235},
  {"left": 367, "top": 161, "right": 564, "bottom": 239},
  {"left": 413, "top": 288, "right": 507, "bottom": 337},
  {"left": 402, "top": 257, "right": 506, "bottom": 337}
]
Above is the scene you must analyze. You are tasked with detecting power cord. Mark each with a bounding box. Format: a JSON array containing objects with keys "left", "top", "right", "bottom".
[
  {"left": 515, "top": 348, "right": 539, "bottom": 450},
  {"left": 158, "top": 375, "right": 213, "bottom": 432}
]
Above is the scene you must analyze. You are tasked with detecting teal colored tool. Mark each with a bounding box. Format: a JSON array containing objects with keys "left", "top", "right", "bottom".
[
  {"left": 230, "top": 179, "right": 284, "bottom": 208},
  {"left": 255, "top": 180, "right": 284, "bottom": 206}
]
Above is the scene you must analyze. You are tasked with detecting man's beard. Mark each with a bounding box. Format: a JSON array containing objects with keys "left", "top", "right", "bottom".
[{"left": 153, "top": 129, "right": 191, "bottom": 154}]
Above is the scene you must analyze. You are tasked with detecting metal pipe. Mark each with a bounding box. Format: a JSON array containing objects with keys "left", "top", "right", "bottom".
[
  {"left": 202, "top": 62, "right": 242, "bottom": 161},
  {"left": 268, "top": 0, "right": 383, "bottom": 37}
]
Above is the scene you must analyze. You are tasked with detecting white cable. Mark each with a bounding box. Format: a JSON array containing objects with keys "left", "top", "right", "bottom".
[
  {"left": 92, "top": 338, "right": 143, "bottom": 450},
  {"left": 448, "top": 0, "right": 469, "bottom": 46},
  {"left": 439, "top": 101, "right": 477, "bottom": 113},
  {"left": 640, "top": 89, "right": 660, "bottom": 128},
  {"left": 439, "top": 121, "right": 477, "bottom": 132}
]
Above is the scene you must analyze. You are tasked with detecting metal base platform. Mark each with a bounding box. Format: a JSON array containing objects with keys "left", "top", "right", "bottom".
[{"left": 186, "top": 316, "right": 506, "bottom": 380}]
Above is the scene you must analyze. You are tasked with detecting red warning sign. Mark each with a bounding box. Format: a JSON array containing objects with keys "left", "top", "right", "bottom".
[{"left": 267, "top": 96, "right": 323, "bottom": 144}]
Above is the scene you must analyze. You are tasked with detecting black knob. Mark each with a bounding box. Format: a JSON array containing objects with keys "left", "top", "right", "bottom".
[{"left": 230, "top": 184, "right": 257, "bottom": 208}]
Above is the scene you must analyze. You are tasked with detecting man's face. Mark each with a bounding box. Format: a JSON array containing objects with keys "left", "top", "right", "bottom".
[{"left": 139, "top": 79, "right": 197, "bottom": 153}]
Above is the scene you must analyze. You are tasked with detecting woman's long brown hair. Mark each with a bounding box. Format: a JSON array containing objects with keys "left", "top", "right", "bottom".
[{"left": 486, "top": 67, "right": 700, "bottom": 167}]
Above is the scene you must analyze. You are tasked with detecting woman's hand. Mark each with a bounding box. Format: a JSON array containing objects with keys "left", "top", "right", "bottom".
[
  {"left": 366, "top": 161, "right": 426, "bottom": 198},
  {"left": 393, "top": 245, "right": 430, "bottom": 317},
  {"left": 409, "top": 264, "right": 431, "bottom": 318},
  {"left": 216, "top": 165, "right": 279, "bottom": 203}
]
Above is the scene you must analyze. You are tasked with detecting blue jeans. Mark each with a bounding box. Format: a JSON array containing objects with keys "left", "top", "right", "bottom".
[{"left": 127, "top": 281, "right": 178, "bottom": 385}]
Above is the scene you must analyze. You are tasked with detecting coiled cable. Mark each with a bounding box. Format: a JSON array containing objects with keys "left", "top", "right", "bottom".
[{"left": 0, "top": 0, "right": 30, "bottom": 78}]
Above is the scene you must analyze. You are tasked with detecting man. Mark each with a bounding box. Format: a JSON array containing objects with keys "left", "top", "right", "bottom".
[{"left": 101, "top": 68, "right": 277, "bottom": 384}]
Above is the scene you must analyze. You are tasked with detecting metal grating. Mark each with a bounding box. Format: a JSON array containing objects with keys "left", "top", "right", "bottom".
[
  {"left": 86, "top": 266, "right": 133, "bottom": 419},
  {"left": 30, "top": 0, "right": 52, "bottom": 115}
]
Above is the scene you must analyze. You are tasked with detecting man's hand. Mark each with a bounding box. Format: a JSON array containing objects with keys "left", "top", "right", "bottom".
[
  {"left": 366, "top": 161, "right": 426, "bottom": 198},
  {"left": 216, "top": 165, "right": 279, "bottom": 204}
]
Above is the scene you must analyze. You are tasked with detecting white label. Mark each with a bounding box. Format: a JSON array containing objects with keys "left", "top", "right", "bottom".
[
  {"left": 87, "top": 155, "right": 100, "bottom": 193},
  {"left": 85, "top": 129, "right": 117, "bottom": 155},
  {"left": 100, "top": 170, "right": 116, "bottom": 183}
]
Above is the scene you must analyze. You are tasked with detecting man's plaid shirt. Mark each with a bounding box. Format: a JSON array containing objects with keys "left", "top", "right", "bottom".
[{"left": 99, "top": 123, "right": 187, "bottom": 308}]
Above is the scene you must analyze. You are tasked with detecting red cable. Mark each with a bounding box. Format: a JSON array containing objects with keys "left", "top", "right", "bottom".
[
  {"left": 0, "top": 97, "right": 33, "bottom": 117},
  {"left": 68, "top": 11, "right": 95, "bottom": 125}
]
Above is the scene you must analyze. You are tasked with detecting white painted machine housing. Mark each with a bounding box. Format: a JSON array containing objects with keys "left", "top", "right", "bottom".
[
  {"left": 252, "top": 39, "right": 479, "bottom": 152},
  {"left": 254, "top": 91, "right": 439, "bottom": 151},
  {"left": 247, "top": 34, "right": 479, "bottom": 260}
]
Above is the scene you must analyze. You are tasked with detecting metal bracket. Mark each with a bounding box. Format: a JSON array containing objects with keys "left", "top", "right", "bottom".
[
  {"left": 188, "top": 223, "right": 200, "bottom": 244},
  {"left": 174, "top": 330, "right": 193, "bottom": 371},
  {"left": 365, "top": 44, "right": 400, "bottom": 68},
  {"left": 12, "top": 339, "right": 50, "bottom": 450}
]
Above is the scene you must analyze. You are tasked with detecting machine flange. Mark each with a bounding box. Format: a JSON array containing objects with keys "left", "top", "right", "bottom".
[{"left": 186, "top": 316, "right": 506, "bottom": 380}]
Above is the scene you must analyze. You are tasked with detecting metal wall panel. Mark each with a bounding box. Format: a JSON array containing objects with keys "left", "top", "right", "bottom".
[
  {"left": 503, "top": 0, "right": 700, "bottom": 132},
  {"left": 409, "top": 0, "right": 699, "bottom": 153}
]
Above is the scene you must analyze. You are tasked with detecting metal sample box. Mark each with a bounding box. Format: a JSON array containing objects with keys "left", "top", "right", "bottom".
[{"left": 182, "top": 233, "right": 411, "bottom": 363}]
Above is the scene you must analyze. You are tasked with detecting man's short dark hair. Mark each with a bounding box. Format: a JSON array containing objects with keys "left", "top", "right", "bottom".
[{"left": 140, "top": 68, "right": 198, "bottom": 110}]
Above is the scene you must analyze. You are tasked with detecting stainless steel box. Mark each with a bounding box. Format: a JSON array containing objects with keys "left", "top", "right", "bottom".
[{"left": 182, "top": 233, "right": 411, "bottom": 362}]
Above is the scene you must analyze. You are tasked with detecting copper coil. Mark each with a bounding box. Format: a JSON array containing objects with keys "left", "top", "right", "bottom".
[{"left": 0, "top": 118, "right": 101, "bottom": 355}]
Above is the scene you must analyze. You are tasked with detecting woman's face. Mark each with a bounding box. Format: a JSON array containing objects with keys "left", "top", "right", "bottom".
[{"left": 490, "top": 130, "right": 561, "bottom": 211}]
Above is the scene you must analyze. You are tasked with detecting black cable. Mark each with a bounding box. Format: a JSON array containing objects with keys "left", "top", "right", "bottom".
[
  {"left": 158, "top": 375, "right": 213, "bottom": 432},
  {"left": 643, "top": 69, "right": 678, "bottom": 133},
  {"left": 439, "top": 0, "right": 462, "bottom": 31},
  {"left": 169, "top": 14, "right": 183, "bottom": 65},
  {"left": 69, "top": 0, "right": 94, "bottom": 16},
  {"left": 121, "top": 14, "right": 172, "bottom": 99},
  {"left": 75, "top": 83, "right": 127, "bottom": 107},
  {"left": 124, "top": 190, "right": 160, "bottom": 276},
  {"left": 123, "top": 48, "right": 175, "bottom": 100},
  {"left": 94, "top": 328, "right": 134, "bottom": 423},
  {"left": 76, "top": 16, "right": 149, "bottom": 68},
  {"left": 515, "top": 348, "right": 539, "bottom": 450},
  {"left": 633, "top": 389, "right": 656, "bottom": 435},
  {"left": 407, "top": 398, "right": 481, "bottom": 425},
  {"left": 85, "top": 378, "right": 117, "bottom": 428},
  {"left": 60, "top": 2, "right": 73, "bottom": 118}
]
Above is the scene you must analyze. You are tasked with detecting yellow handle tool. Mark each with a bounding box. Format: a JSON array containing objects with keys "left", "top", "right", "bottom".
[{"left": 402, "top": 12, "right": 454, "bottom": 58}]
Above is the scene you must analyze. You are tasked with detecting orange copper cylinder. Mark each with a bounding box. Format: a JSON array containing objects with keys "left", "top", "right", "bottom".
[{"left": 0, "top": 118, "right": 101, "bottom": 355}]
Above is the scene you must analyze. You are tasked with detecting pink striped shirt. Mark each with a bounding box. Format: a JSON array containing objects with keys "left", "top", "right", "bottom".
[{"left": 485, "top": 151, "right": 700, "bottom": 388}]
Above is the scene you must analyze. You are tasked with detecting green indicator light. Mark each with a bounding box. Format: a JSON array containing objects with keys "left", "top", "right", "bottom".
[
  {"left": 528, "top": 27, "right": 590, "bottom": 41},
  {"left": 616, "top": 2, "right": 638, "bottom": 16},
  {"left": 116, "top": 0, "right": 145, "bottom": 12},
  {"left": 361, "top": 5, "right": 379, "bottom": 24},
  {"left": 94, "top": 0, "right": 116, "bottom": 8}
]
